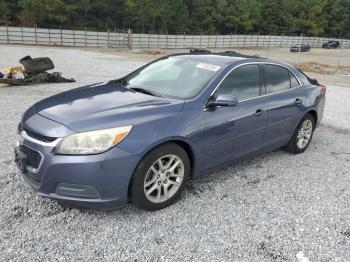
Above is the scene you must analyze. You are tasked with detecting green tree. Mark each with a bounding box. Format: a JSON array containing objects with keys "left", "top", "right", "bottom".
[
  {"left": 0, "top": 0, "right": 7, "bottom": 22},
  {"left": 0, "top": 0, "right": 349, "bottom": 36},
  {"left": 190, "top": 0, "right": 216, "bottom": 33},
  {"left": 326, "top": 0, "right": 350, "bottom": 37},
  {"left": 19, "top": 0, "right": 68, "bottom": 27}
]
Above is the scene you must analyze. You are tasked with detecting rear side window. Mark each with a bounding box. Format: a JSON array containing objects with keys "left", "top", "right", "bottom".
[
  {"left": 216, "top": 64, "right": 261, "bottom": 101},
  {"left": 265, "top": 65, "right": 290, "bottom": 93}
]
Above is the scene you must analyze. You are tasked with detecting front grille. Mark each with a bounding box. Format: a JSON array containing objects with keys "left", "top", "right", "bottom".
[
  {"left": 25, "top": 129, "right": 57, "bottom": 143},
  {"left": 21, "top": 145, "right": 42, "bottom": 169}
]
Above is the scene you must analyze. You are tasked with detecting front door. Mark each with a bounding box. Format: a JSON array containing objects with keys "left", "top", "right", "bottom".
[{"left": 202, "top": 64, "right": 268, "bottom": 169}]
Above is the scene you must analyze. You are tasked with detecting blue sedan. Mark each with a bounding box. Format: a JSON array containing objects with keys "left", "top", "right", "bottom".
[{"left": 15, "top": 51, "right": 326, "bottom": 210}]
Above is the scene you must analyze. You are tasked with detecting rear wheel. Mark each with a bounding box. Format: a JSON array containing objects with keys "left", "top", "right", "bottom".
[
  {"left": 130, "top": 143, "right": 190, "bottom": 211},
  {"left": 285, "top": 114, "right": 315, "bottom": 154}
]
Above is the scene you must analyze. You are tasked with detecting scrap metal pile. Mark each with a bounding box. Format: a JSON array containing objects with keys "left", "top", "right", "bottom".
[{"left": 0, "top": 56, "right": 75, "bottom": 87}]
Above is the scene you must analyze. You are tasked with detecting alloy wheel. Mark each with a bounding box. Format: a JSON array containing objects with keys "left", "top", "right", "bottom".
[
  {"left": 143, "top": 154, "right": 184, "bottom": 203},
  {"left": 296, "top": 119, "right": 313, "bottom": 149}
]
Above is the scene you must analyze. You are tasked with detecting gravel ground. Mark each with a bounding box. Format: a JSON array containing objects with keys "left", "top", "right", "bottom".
[{"left": 0, "top": 45, "right": 349, "bottom": 261}]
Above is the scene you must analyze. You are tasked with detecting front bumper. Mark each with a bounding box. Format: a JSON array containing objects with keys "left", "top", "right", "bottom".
[{"left": 15, "top": 130, "right": 139, "bottom": 208}]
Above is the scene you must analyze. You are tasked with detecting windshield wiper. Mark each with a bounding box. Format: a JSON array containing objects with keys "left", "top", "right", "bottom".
[{"left": 129, "top": 87, "right": 163, "bottom": 97}]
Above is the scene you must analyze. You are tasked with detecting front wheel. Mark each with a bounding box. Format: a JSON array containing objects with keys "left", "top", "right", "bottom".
[
  {"left": 130, "top": 143, "right": 190, "bottom": 211},
  {"left": 285, "top": 114, "right": 315, "bottom": 154}
]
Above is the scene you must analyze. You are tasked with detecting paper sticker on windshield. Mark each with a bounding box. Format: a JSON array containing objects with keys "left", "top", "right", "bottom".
[{"left": 196, "top": 63, "right": 221, "bottom": 72}]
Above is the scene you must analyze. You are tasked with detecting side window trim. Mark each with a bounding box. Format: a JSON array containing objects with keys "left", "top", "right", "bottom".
[
  {"left": 289, "top": 71, "right": 292, "bottom": 88},
  {"left": 261, "top": 65, "right": 267, "bottom": 96},
  {"left": 205, "top": 62, "right": 303, "bottom": 108},
  {"left": 258, "top": 64, "right": 265, "bottom": 96}
]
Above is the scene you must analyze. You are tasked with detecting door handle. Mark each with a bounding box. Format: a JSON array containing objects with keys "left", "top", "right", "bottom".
[
  {"left": 254, "top": 109, "right": 264, "bottom": 116},
  {"left": 294, "top": 98, "right": 302, "bottom": 104}
]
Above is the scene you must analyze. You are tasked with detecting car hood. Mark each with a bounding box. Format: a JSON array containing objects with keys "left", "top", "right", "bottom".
[{"left": 27, "top": 81, "right": 185, "bottom": 132}]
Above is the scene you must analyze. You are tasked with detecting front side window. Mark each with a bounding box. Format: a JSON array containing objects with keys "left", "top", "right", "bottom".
[
  {"left": 215, "top": 64, "right": 261, "bottom": 101},
  {"left": 123, "top": 57, "right": 221, "bottom": 98},
  {"left": 265, "top": 65, "right": 291, "bottom": 94}
]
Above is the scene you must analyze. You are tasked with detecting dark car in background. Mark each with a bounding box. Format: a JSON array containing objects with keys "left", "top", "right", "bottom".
[
  {"left": 322, "top": 40, "right": 340, "bottom": 49},
  {"left": 290, "top": 44, "right": 311, "bottom": 52},
  {"left": 14, "top": 51, "right": 326, "bottom": 210}
]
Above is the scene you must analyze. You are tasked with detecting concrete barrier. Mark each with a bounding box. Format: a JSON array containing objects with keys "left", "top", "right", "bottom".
[{"left": 1, "top": 26, "right": 349, "bottom": 49}]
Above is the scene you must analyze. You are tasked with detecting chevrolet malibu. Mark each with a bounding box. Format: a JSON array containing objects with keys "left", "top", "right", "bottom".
[{"left": 15, "top": 52, "right": 326, "bottom": 210}]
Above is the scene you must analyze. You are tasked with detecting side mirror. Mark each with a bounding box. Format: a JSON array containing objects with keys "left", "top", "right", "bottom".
[{"left": 206, "top": 94, "right": 238, "bottom": 109}]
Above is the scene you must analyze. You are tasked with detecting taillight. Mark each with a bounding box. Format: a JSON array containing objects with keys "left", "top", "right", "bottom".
[{"left": 320, "top": 85, "right": 327, "bottom": 93}]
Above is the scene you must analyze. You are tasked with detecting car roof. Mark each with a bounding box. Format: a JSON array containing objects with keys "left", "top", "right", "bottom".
[
  {"left": 163, "top": 50, "right": 298, "bottom": 75},
  {"left": 170, "top": 52, "right": 267, "bottom": 67}
]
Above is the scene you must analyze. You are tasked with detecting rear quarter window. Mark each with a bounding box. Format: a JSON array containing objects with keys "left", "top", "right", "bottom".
[
  {"left": 289, "top": 72, "right": 300, "bottom": 88},
  {"left": 265, "top": 65, "right": 291, "bottom": 94},
  {"left": 265, "top": 65, "right": 301, "bottom": 93}
]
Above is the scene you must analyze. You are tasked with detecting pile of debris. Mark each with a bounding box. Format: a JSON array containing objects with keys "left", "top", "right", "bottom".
[{"left": 0, "top": 56, "right": 75, "bottom": 87}]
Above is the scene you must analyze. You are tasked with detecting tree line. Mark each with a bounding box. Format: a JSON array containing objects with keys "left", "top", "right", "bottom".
[{"left": 1, "top": 0, "right": 349, "bottom": 37}]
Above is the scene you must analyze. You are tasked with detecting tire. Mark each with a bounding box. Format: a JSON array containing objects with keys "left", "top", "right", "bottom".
[
  {"left": 285, "top": 113, "right": 315, "bottom": 154},
  {"left": 130, "top": 143, "right": 190, "bottom": 211}
]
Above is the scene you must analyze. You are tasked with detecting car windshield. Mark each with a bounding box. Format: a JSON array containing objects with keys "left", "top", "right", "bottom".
[{"left": 122, "top": 56, "right": 222, "bottom": 99}]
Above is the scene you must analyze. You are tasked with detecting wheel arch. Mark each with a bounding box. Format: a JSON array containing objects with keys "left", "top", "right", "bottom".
[
  {"left": 127, "top": 138, "right": 197, "bottom": 198},
  {"left": 306, "top": 109, "right": 318, "bottom": 125}
]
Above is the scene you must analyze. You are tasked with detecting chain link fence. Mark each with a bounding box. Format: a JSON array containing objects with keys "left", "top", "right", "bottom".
[{"left": 1, "top": 26, "right": 349, "bottom": 49}]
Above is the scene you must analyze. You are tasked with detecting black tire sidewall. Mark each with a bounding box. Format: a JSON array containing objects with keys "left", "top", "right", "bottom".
[
  {"left": 287, "top": 114, "right": 315, "bottom": 154},
  {"left": 130, "top": 143, "right": 190, "bottom": 211}
]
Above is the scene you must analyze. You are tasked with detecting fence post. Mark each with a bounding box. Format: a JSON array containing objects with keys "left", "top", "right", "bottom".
[
  {"left": 34, "top": 25, "right": 37, "bottom": 45},
  {"left": 183, "top": 31, "right": 186, "bottom": 49},
  {"left": 166, "top": 31, "right": 169, "bottom": 49},
  {"left": 280, "top": 33, "right": 283, "bottom": 47},
  {"left": 60, "top": 26, "right": 63, "bottom": 46},
  {"left": 49, "top": 28, "right": 51, "bottom": 45},
  {"left": 128, "top": 28, "right": 132, "bottom": 50},
  {"left": 147, "top": 31, "right": 150, "bottom": 49},
  {"left": 6, "top": 25, "right": 9, "bottom": 44},
  {"left": 113, "top": 28, "right": 117, "bottom": 48},
  {"left": 84, "top": 27, "right": 87, "bottom": 47},
  {"left": 21, "top": 26, "right": 24, "bottom": 44},
  {"left": 107, "top": 28, "right": 110, "bottom": 48},
  {"left": 297, "top": 33, "right": 303, "bottom": 67},
  {"left": 157, "top": 32, "right": 160, "bottom": 49},
  {"left": 6, "top": 25, "right": 10, "bottom": 44}
]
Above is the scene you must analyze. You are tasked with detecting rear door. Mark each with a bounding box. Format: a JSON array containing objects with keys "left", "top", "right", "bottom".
[
  {"left": 202, "top": 64, "right": 268, "bottom": 168},
  {"left": 262, "top": 64, "right": 305, "bottom": 148}
]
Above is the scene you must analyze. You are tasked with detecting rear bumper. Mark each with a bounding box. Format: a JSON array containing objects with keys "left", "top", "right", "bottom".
[{"left": 16, "top": 131, "right": 140, "bottom": 208}]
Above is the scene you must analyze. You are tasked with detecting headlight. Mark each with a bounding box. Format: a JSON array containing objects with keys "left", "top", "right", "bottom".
[{"left": 55, "top": 126, "right": 132, "bottom": 155}]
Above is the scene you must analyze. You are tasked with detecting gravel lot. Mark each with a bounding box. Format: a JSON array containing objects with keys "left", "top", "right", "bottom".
[{"left": 0, "top": 45, "right": 349, "bottom": 261}]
